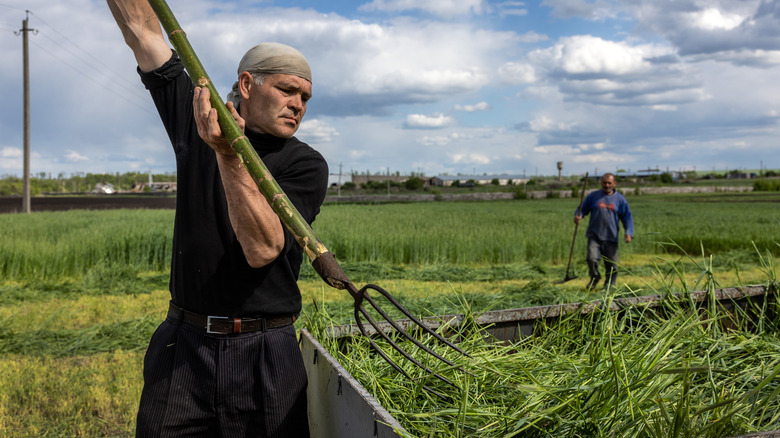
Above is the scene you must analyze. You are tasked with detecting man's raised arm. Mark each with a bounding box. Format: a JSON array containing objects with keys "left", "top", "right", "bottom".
[{"left": 107, "top": 0, "right": 171, "bottom": 72}]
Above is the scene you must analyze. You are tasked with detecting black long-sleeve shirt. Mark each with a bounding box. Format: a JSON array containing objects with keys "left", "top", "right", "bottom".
[{"left": 139, "top": 51, "right": 328, "bottom": 316}]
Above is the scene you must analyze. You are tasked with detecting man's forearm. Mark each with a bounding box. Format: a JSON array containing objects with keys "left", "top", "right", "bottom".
[
  {"left": 107, "top": 0, "right": 171, "bottom": 71},
  {"left": 216, "top": 154, "right": 285, "bottom": 268}
]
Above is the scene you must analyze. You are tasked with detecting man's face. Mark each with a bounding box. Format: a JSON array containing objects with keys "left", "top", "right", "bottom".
[
  {"left": 601, "top": 176, "right": 616, "bottom": 194},
  {"left": 241, "top": 73, "right": 312, "bottom": 139}
]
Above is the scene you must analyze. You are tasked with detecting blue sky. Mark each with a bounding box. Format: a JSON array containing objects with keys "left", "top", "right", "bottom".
[{"left": 1, "top": 0, "right": 779, "bottom": 178}]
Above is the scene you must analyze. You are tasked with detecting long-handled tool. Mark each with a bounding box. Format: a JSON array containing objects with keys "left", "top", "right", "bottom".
[
  {"left": 555, "top": 172, "right": 588, "bottom": 284},
  {"left": 147, "top": 0, "right": 468, "bottom": 399}
]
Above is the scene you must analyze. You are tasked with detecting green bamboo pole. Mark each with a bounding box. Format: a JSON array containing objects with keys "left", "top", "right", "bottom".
[{"left": 146, "top": 0, "right": 354, "bottom": 293}]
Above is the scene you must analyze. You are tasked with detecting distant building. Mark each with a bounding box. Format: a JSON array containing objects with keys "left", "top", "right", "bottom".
[
  {"left": 92, "top": 183, "right": 116, "bottom": 194},
  {"left": 350, "top": 173, "right": 407, "bottom": 185},
  {"left": 131, "top": 182, "right": 177, "bottom": 192},
  {"left": 727, "top": 172, "right": 756, "bottom": 179},
  {"left": 328, "top": 173, "right": 353, "bottom": 187},
  {"left": 428, "top": 175, "right": 529, "bottom": 187},
  {"left": 148, "top": 182, "right": 177, "bottom": 191}
]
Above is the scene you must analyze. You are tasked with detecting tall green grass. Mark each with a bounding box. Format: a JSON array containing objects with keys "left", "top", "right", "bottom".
[
  {"left": 315, "top": 195, "right": 779, "bottom": 265},
  {"left": 0, "top": 209, "right": 172, "bottom": 280},
  {"left": 316, "top": 201, "right": 573, "bottom": 264},
  {"left": 1, "top": 194, "right": 776, "bottom": 282}
]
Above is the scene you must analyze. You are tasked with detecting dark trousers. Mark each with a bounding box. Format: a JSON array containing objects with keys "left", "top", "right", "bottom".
[
  {"left": 586, "top": 238, "right": 619, "bottom": 288},
  {"left": 135, "top": 317, "right": 309, "bottom": 438}
]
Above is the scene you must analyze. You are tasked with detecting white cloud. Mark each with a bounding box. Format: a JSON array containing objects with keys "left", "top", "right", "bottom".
[
  {"left": 533, "top": 144, "right": 578, "bottom": 154},
  {"left": 450, "top": 152, "right": 491, "bottom": 164},
  {"left": 529, "top": 116, "right": 575, "bottom": 132},
  {"left": 517, "top": 31, "right": 550, "bottom": 43},
  {"left": 359, "top": 0, "right": 488, "bottom": 17},
  {"left": 1, "top": 147, "right": 22, "bottom": 158},
  {"left": 0, "top": 147, "right": 22, "bottom": 172},
  {"left": 533, "top": 142, "right": 603, "bottom": 155},
  {"left": 348, "top": 150, "right": 368, "bottom": 160},
  {"left": 454, "top": 102, "right": 491, "bottom": 112},
  {"left": 570, "top": 152, "right": 630, "bottom": 164},
  {"left": 688, "top": 49, "right": 780, "bottom": 67},
  {"left": 690, "top": 8, "right": 745, "bottom": 31},
  {"left": 404, "top": 113, "right": 456, "bottom": 129},
  {"left": 418, "top": 135, "right": 455, "bottom": 146},
  {"left": 297, "top": 119, "right": 340, "bottom": 143},
  {"left": 498, "top": 62, "right": 537, "bottom": 84},
  {"left": 525, "top": 35, "right": 706, "bottom": 107},
  {"left": 619, "top": 0, "right": 780, "bottom": 61},
  {"left": 417, "top": 132, "right": 471, "bottom": 146},
  {"left": 497, "top": 1, "right": 529, "bottom": 17},
  {"left": 65, "top": 150, "right": 89, "bottom": 162},
  {"left": 534, "top": 35, "right": 651, "bottom": 76},
  {"left": 541, "top": 0, "right": 622, "bottom": 21}
]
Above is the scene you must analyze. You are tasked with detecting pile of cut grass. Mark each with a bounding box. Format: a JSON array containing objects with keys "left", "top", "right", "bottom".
[{"left": 305, "top": 284, "right": 780, "bottom": 437}]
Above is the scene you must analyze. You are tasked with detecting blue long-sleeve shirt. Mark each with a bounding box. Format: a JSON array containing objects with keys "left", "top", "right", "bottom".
[{"left": 576, "top": 190, "right": 634, "bottom": 243}]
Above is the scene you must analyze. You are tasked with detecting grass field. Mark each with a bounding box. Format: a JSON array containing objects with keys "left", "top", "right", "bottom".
[{"left": 0, "top": 192, "right": 778, "bottom": 436}]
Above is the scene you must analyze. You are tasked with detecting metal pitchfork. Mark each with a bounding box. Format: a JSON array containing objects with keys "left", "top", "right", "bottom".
[{"left": 147, "top": 0, "right": 470, "bottom": 399}]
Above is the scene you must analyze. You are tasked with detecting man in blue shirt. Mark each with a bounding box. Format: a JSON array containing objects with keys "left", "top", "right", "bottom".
[{"left": 574, "top": 173, "right": 634, "bottom": 290}]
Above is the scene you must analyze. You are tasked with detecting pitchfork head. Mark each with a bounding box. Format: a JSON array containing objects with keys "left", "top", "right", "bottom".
[
  {"left": 347, "top": 282, "right": 472, "bottom": 400},
  {"left": 312, "top": 252, "right": 472, "bottom": 400}
]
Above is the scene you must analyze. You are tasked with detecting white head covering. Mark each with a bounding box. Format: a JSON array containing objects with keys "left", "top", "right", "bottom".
[{"left": 226, "top": 42, "right": 312, "bottom": 106}]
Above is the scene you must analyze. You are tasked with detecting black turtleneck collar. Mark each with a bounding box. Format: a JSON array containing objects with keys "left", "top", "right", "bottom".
[{"left": 245, "top": 128, "right": 288, "bottom": 153}]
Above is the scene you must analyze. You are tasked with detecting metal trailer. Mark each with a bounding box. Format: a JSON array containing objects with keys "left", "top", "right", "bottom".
[
  {"left": 302, "top": 285, "right": 779, "bottom": 438},
  {"left": 301, "top": 329, "right": 408, "bottom": 437}
]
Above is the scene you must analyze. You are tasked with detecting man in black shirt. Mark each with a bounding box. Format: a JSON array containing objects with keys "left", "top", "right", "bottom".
[{"left": 108, "top": 1, "right": 329, "bottom": 436}]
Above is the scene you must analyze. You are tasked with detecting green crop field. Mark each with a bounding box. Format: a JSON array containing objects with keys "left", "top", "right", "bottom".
[{"left": 0, "top": 192, "right": 778, "bottom": 436}]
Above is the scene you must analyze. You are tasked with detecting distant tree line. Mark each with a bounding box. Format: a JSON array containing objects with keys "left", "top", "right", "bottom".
[
  {"left": 0, "top": 172, "right": 177, "bottom": 197},
  {"left": 2, "top": 169, "right": 776, "bottom": 197}
]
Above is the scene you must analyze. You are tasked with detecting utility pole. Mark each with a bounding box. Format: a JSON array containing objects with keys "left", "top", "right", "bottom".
[{"left": 17, "top": 11, "right": 36, "bottom": 213}]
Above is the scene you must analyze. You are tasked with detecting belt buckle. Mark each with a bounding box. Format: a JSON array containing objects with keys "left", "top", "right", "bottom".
[{"left": 206, "top": 315, "right": 229, "bottom": 334}]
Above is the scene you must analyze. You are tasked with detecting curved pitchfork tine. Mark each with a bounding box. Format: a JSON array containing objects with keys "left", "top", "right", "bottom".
[
  {"left": 348, "top": 283, "right": 472, "bottom": 399},
  {"left": 361, "top": 284, "right": 470, "bottom": 363},
  {"left": 353, "top": 304, "right": 452, "bottom": 401}
]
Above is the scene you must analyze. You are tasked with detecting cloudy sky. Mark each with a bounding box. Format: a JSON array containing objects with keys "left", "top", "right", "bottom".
[{"left": 1, "top": 0, "right": 778, "bottom": 179}]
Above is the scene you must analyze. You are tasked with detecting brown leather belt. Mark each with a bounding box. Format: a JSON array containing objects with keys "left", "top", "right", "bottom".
[{"left": 167, "top": 302, "right": 297, "bottom": 334}]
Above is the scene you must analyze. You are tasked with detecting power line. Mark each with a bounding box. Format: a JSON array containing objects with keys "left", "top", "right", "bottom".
[
  {"left": 17, "top": 9, "right": 155, "bottom": 115},
  {"left": 28, "top": 10, "right": 141, "bottom": 91},
  {"left": 0, "top": 3, "right": 26, "bottom": 13},
  {"left": 30, "top": 39, "right": 153, "bottom": 115},
  {"left": 34, "top": 30, "right": 151, "bottom": 110}
]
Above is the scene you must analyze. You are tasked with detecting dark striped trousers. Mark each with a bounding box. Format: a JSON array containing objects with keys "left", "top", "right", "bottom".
[{"left": 135, "top": 317, "right": 309, "bottom": 437}]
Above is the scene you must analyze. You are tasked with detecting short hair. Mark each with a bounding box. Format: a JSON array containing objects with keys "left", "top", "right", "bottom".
[{"left": 251, "top": 72, "right": 268, "bottom": 87}]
